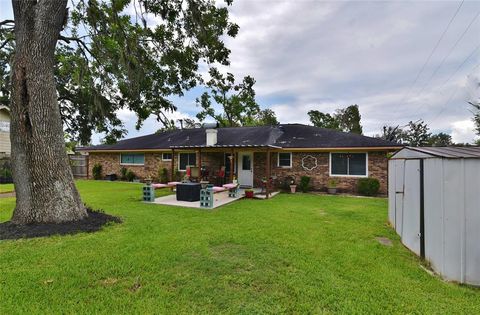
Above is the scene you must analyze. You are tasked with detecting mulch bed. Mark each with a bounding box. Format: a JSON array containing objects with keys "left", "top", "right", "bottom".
[{"left": 0, "top": 209, "right": 121, "bottom": 241}]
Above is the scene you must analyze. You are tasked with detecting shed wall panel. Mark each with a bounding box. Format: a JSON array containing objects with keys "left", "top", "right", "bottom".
[
  {"left": 424, "top": 159, "right": 445, "bottom": 275},
  {"left": 401, "top": 159, "right": 421, "bottom": 256},
  {"left": 465, "top": 159, "right": 480, "bottom": 285},
  {"left": 442, "top": 160, "right": 464, "bottom": 281}
]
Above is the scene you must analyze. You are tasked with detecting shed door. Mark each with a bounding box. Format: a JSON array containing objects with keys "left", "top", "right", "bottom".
[{"left": 400, "top": 159, "right": 421, "bottom": 256}]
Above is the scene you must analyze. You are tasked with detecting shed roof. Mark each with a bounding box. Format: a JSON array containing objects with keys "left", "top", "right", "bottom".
[{"left": 391, "top": 146, "right": 480, "bottom": 159}]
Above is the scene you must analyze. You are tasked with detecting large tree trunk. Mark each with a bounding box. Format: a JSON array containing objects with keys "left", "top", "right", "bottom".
[{"left": 10, "top": 0, "right": 86, "bottom": 224}]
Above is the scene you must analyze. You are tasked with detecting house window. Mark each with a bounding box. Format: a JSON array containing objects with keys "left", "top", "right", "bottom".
[
  {"left": 178, "top": 153, "right": 196, "bottom": 171},
  {"left": 120, "top": 153, "right": 145, "bottom": 165},
  {"left": 162, "top": 153, "right": 172, "bottom": 161},
  {"left": 330, "top": 153, "right": 367, "bottom": 176},
  {"left": 278, "top": 152, "right": 292, "bottom": 168}
]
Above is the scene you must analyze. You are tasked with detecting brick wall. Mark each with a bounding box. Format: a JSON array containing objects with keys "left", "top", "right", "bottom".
[
  {"left": 88, "top": 151, "right": 226, "bottom": 182},
  {"left": 88, "top": 150, "right": 389, "bottom": 194},
  {"left": 88, "top": 152, "right": 172, "bottom": 181},
  {"left": 254, "top": 151, "right": 389, "bottom": 194}
]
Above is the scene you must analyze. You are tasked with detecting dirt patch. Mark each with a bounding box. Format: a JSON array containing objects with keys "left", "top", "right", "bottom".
[
  {"left": 0, "top": 192, "right": 15, "bottom": 198},
  {"left": 0, "top": 209, "right": 121, "bottom": 241},
  {"left": 375, "top": 237, "right": 393, "bottom": 246}
]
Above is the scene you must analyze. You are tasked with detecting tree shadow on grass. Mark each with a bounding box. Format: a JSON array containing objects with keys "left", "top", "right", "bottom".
[{"left": 0, "top": 209, "right": 121, "bottom": 240}]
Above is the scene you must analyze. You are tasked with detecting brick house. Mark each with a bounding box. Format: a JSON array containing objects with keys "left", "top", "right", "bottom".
[{"left": 78, "top": 124, "right": 402, "bottom": 194}]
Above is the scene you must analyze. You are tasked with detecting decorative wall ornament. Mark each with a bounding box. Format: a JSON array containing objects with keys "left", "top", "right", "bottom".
[{"left": 301, "top": 155, "right": 318, "bottom": 171}]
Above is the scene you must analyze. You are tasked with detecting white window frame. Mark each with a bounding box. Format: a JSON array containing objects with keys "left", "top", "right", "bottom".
[
  {"left": 119, "top": 153, "right": 145, "bottom": 166},
  {"left": 329, "top": 152, "right": 368, "bottom": 178},
  {"left": 162, "top": 152, "right": 172, "bottom": 161},
  {"left": 277, "top": 152, "right": 292, "bottom": 168},
  {"left": 178, "top": 152, "right": 196, "bottom": 171}
]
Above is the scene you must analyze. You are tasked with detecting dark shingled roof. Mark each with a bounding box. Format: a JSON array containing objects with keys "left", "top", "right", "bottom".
[{"left": 79, "top": 124, "right": 401, "bottom": 151}]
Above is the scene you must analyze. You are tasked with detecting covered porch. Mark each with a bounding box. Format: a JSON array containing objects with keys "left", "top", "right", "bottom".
[{"left": 168, "top": 144, "right": 279, "bottom": 199}]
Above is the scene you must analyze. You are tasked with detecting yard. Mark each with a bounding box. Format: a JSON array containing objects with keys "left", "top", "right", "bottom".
[{"left": 0, "top": 180, "right": 478, "bottom": 314}]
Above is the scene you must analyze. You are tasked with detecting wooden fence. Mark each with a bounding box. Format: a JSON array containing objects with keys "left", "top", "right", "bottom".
[{"left": 69, "top": 155, "right": 88, "bottom": 178}]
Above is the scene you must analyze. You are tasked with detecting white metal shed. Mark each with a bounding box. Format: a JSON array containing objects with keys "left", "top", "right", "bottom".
[{"left": 388, "top": 146, "right": 480, "bottom": 286}]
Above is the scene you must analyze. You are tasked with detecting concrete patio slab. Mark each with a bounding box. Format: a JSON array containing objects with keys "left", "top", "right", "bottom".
[{"left": 151, "top": 188, "right": 279, "bottom": 209}]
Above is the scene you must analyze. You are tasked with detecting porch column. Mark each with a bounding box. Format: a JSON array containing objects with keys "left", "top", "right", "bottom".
[
  {"left": 198, "top": 148, "right": 202, "bottom": 180},
  {"left": 230, "top": 148, "right": 234, "bottom": 183},
  {"left": 170, "top": 148, "right": 175, "bottom": 182},
  {"left": 266, "top": 148, "right": 271, "bottom": 199}
]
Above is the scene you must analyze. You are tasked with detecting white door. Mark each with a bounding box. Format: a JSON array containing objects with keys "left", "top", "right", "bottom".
[{"left": 237, "top": 151, "right": 253, "bottom": 187}]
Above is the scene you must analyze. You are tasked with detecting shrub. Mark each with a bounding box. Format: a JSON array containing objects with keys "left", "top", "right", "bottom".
[
  {"left": 159, "top": 168, "right": 169, "bottom": 183},
  {"left": 282, "top": 176, "right": 295, "bottom": 191},
  {"left": 357, "top": 178, "right": 380, "bottom": 196},
  {"left": 299, "top": 176, "right": 311, "bottom": 193},
  {"left": 125, "top": 170, "right": 136, "bottom": 182},
  {"left": 174, "top": 169, "right": 181, "bottom": 181},
  {"left": 120, "top": 167, "right": 128, "bottom": 180},
  {"left": 92, "top": 163, "right": 102, "bottom": 180},
  {"left": 327, "top": 179, "right": 337, "bottom": 189}
]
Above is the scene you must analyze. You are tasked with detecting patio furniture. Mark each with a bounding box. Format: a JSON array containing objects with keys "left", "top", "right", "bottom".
[
  {"left": 105, "top": 173, "right": 117, "bottom": 181},
  {"left": 223, "top": 183, "right": 239, "bottom": 198},
  {"left": 176, "top": 182, "right": 201, "bottom": 202},
  {"left": 152, "top": 181, "right": 182, "bottom": 191}
]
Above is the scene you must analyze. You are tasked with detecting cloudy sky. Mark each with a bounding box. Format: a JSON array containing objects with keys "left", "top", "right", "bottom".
[{"left": 1, "top": 0, "right": 479, "bottom": 143}]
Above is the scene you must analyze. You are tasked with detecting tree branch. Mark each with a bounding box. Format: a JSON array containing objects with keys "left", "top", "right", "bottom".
[
  {"left": 0, "top": 38, "right": 13, "bottom": 50},
  {"left": 59, "top": 35, "right": 94, "bottom": 56},
  {"left": 0, "top": 20, "right": 14, "bottom": 27}
]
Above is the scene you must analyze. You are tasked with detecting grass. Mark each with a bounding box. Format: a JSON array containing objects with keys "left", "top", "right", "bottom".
[
  {"left": 0, "top": 180, "right": 478, "bottom": 314},
  {"left": 0, "top": 183, "right": 14, "bottom": 193}
]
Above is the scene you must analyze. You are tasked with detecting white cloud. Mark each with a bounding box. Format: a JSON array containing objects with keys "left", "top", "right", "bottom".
[{"left": 450, "top": 120, "right": 478, "bottom": 144}]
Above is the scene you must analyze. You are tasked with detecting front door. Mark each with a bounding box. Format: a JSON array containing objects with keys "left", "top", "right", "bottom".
[{"left": 237, "top": 151, "right": 253, "bottom": 187}]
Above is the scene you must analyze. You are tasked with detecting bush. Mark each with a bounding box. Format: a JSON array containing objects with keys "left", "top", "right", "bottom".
[
  {"left": 120, "top": 167, "right": 128, "bottom": 180},
  {"left": 159, "top": 168, "right": 169, "bottom": 183},
  {"left": 125, "top": 170, "right": 136, "bottom": 182},
  {"left": 357, "top": 178, "right": 380, "bottom": 196},
  {"left": 92, "top": 163, "right": 102, "bottom": 180},
  {"left": 299, "top": 176, "right": 311, "bottom": 193}
]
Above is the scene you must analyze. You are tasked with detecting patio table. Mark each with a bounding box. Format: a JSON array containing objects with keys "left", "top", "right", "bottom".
[{"left": 176, "top": 182, "right": 201, "bottom": 202}]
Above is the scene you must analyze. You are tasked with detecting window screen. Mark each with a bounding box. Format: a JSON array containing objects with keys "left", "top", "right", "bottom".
[
  {"left": 162, "top": 153, "right": 172, "bottom": 161},
  {"left": 331, "top": 153, "right": 366, "bottom": 176},
  {"left": 242, "top": 155, "right": 251, "bottom": 170},
  {"left": 179, "top": 153, "right": 196, "bottom": 171},
  {"left": 120, "top": 153, "right": 145, "bottom": 165},
  {"left": 278, "top": 153, "right": 292, "bottom": 167}
]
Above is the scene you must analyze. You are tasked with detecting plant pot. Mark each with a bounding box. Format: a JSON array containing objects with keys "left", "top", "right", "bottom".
[
  {"left": 245, "top": 190, "right": 254, "bottom": 198},
  {"left": 327, "top": 188, "right": 337, "bottom": 194},
  {"left": 290, "top": 185, "right": 297, "bottom": 194}
]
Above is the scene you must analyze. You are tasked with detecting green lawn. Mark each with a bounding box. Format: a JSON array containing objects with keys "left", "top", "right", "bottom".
[
  {"left": 0, "top": 183, "right": 14, "bottom": 193},
  {"left": 0, "top": 180, "right": 478, "bottom": 314}
]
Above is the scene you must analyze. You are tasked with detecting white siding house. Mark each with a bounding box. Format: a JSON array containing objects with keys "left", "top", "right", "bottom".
[
  {"left": 389, "top": 146, "right": 480, "bottom": 286},
  {"left": 0, "top": 105, "right": 10, "bottom": 156}
]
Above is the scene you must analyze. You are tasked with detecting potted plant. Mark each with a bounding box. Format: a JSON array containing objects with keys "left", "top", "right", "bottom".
[
  {"left": 327, "top": 179, "right": 337, "bottom": 194},
  {"left": 245, "top": 188, "right": 254, "bottom": 198},
  {"left": 289, "top": 179, "right": 297, "bottom": 194}
]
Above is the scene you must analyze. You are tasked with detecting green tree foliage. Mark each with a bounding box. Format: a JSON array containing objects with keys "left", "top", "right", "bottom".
[
  {"left": 379, "top": 125, "right": 405, "bottom": 143},
  {"left": 0, "top": 0, "right": 240, "bottom": 144},
  {"left": 196, "top": 68, "right": 259, "bottom": 127},
  {"left": 427, "top": 132, "right": 452, "bottom": 147},
  {"left": 307, "top": 111, "right": 339, "bottom": 130},
  {"left": 244, "top": 109, "right": 279, "bottom": 126},
  {"left": 335, "top": 105, "right": 363, "bottom": 134},
  {"left": 470, "top": 101, "right": 480, "bottom": 136},
  {"left": 308, "top": 104, "right": 362, "bottom": 134},
  {"left": 403, "top": 120, "right": 431, "bottom": 147}
]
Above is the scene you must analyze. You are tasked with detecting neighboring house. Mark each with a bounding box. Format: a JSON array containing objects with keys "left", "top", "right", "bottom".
[
  {"left": 78, "top": 124, "right": 402, "bottom": 194},
  {"left": 0, "top": 105, "right": 10, "bottom": 156}
]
